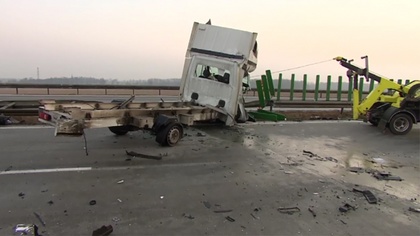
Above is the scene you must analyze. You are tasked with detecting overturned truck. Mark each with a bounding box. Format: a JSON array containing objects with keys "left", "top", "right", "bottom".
[{"left": 39, "top": 22, "right": 258, "bottom": 146}]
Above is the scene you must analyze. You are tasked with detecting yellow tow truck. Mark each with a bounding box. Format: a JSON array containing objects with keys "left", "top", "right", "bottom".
[{"left": 335, "top": 56, "right": 420, "bottom": 135}]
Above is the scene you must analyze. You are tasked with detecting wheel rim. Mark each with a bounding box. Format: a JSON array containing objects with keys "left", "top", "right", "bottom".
[
  {"left": 167, "top": 127, "right": 180, "bottom": 144},
  {"left": 393, "top": 116, "right": 410, "bottom": 132}
]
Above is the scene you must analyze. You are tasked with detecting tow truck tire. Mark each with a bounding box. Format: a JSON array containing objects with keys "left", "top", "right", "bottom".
[
  {"left": 108, "top": 126, "right": 129, "bottom": 135},
  {"left": 156, "top": 123, "right": 183, "bottom": 146},
  {"left": 389, "top": 113, "right": 413, "bottom": 135}
]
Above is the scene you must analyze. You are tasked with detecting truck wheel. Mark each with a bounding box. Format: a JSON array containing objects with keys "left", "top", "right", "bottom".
[
  {"left": 109, "top": 126, "right": 129, "bottom": 135},
  {"left": 389, "top": 113, "right": 413, "bottom": 135},
  {"left": 156, "top": 123, "right": 183, "bottom": 146}
]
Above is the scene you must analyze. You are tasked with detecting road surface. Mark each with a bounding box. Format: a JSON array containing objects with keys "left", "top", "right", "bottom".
[{"left": 0, "top": 121, "right": 419, "bottom": 235}]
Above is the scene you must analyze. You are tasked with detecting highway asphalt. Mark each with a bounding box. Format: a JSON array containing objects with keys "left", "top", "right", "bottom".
[{"left": 0, "top": 121, "right": 419, "bottom": 235}]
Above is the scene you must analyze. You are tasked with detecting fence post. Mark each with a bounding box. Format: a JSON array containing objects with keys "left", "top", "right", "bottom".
[
  {"left": 369, "top": 78, "right": 375, "bottom": 92},
  {"left": 314, "top": 75, "right": 320, "bottom": 101},
  {"left": 256, "top": 80, "right": 265, "bottom": 107},
  {"left": 47, "top": 88, "right": 50, "bottom": 95},
  {"left": 337, "top": 76, "right": 342, "bottom": 101},
  {"left": 326, "top": 75, "right": 331, "bottom": 101},
  {"left": 261, "top": 75, "right": 271, "bottom": 103},
  {"left": 276, "top": 73, "right": 282, "bottom": 101},
  {"left": 16, "top": 87, "right": 18, "bottom": 94},
  {"left": 105, "top": 89, "right": 108, "bottom": 95},
  {"left": 302, "top": 74, "right": 307, "bottom": 101},
  {"left": 265, "top": 70, "right": 275, "bottom": 96},
  {"left": 348, "top": 78, "right": 353, "bottom": 101},
  {"left": 289, "top": 74, "right": 295, "bottom": 101}
]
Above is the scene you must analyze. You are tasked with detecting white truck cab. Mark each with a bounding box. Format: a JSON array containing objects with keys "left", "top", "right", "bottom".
[{"left": 179, "top": 22, "right": 258, "bottom": 125}]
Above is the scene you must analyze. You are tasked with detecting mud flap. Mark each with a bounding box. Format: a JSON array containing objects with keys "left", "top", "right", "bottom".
[{"left": 378, "top": 106, "right": 399, "bottom": 131}]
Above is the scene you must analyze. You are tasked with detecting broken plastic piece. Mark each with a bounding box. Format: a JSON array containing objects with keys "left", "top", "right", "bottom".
[
  {"left": 277, "top": 207, "right": 301, "bottom": 215},
  {"left": 373, "top": 171, "right": 403, "bottom": 181},
  {"left": 362, "top": 190, "right": 378, "bottom": 204},
  {"left": 339, "top": 203, "right": 356, "bottom": 213},
  {"left": 33, "top": 212, "right": 46, "bottom": 227},
  {"left": 15, "top": 224, "right": 39, "bottom": 236},
  {"left": 225, "top": 216, "right": 235, "bottom": 222},
  {"left": 125, "top": 150, "right": 162, "bottom": 160},
  {"left": 348, "top": 167, "right": 364, "bottom": 173},
  {"left": 308, "top": 207, "right": 317, "bottom": 217},
  {"left": 408, "top": 207, "right": 420, "bottom": 213},
  {"left": 182, "top": 213, "right": 195, "bottom": 219},
  {"left": 213, "top": 209, "right": 233, "bottom": 213},
  {"left": 92, "top": 225, "right": 113, "bottom": 236},
  {"left": 117, "top": 180, "right": 124, "bottom": 184}
]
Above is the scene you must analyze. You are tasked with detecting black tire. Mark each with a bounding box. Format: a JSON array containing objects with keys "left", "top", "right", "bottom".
[
  {"left": 388, "top": 113, "right": 413, "bottom": 135},
  {"left": 108, "top": 126, "right": 129, "bottom": 135},
  {"left": 156, "top": 123, "right": 183, "bottom": 146},
  {"left": 407, "top": 83, "right": 420, "bottom": 99}
]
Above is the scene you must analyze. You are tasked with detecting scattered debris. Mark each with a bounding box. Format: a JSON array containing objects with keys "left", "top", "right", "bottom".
[
  {"left": 160, "top": 196, "right": 164, "bottom": 199},
  {"left": 325, "top": 156, "right": 338, "bottom": 163},
  {"left": 372, "top": 171, "right": 403, "bottom": 181},
  {"left": 33, "top": 212, "right": 46, "bottom": 226},
  {"left": 371, "top": 157, "right": 385, "bottom": 164},
  {"left": 303, "top": 150, "right": 317, "bottom": 157},
  {"left": 196, "top": 132, "right": 206, "bottom": 137},
  {"left": 18, "top": 192, "right": 25, "bottom": 199},
  {"left": 340, "top": 219, "right": 347, "bottom": 225},
  {"left": 117, "top": 180, "right": 124, "bottom": 184},
  {"left": 250, "top": 213, "right": 260, "bottom": 220},
  {"left": 92, "top": 225, "right": 113, "bottom": 236},
  {"left": 182, "top": 213, "right": 195, "bottom": 219},
  {"left": 117, "top": 199, "right": 122, "bottom": 203},
  {"left": 277, "top": 207, "right": 301, "bottom": 215},
  {"left": 284, "top": 171, "right": 293, "bottom": 174},
  {"left": 214, "top": 209, "right": 233, "bottom": 213},
  {"left": 125, "top": 150, "right": 162, "bottom": 160},
  {"left": 112, "top": 217, "right": 121, "bottom": 222},
  {"left": 47, "top": 200, "right": 54, "bottom": 205},
  {"left": 348, "top": 167, "right": 364, "bottom": 173},
  {"left": 15, "top": 224, "right": 39, "bottom": 236},
  {"left": 203, "top": 201, "right": 211, "bottom": 209},
  {"left": 0, "top": 115, "right": 11, "bottom": 125},
  {"left": 308, "top": 207, "right": 317, "bottom": 217},
  {"left": 89, "top": 200, "right": 97, "bottom": 206},
  {"left": 225, "top": 216, "right": 235, "bottom": 222},
  {"left": 408, "top": 207, "right": 420, "bottom": 213},
  {"left": 339, "top": 203, "right": 356, "bottom": 213},
  {"left": 362, "top": 190, "right": 378, "bottom": 204},
  {"left": 4, "top": 165, "right": 12, "bottom": 172}
]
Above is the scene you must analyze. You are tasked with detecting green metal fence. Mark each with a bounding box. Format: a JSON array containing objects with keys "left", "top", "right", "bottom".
[{"left": 254, "top": 70, "right": 412, "bottom": 102}]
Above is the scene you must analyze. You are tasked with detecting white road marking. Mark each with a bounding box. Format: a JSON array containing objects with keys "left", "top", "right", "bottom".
[
  {"left": 0, "top": 125, "right": 53, "bottom": 130},
  {"left": 0, "top": 162, "right": 219, "bottom": 175},
  {"left": 0, "top": 167, "right": 92, "bottom": 175}
]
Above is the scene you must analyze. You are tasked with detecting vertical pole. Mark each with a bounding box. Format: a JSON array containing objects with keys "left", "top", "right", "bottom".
[
  {"left": 326, "top": 75, "right": 331, "bottom": 101},
  {"left": 369, "top": 79, "right": 375, "bottom": 92},
  {"left": 302, "top": 74, "right": 307, "bottom": 101},
  {"left": 77, "top": 88, "right": 79, "bottom": 95},
  {"left": 314, "top": 75, "right": 320, "bottom": 101},
  {"left": 265, "top": 70, "right": 275, "bottom": 96},
  {"left": 348, "top": 78, "right": 353, "bottom": 101},
  {"left": 105, "top": 89, "right": 108, "bottom": 95},
  {"left": 16, "top": 87, "right": 18, "bottom": 94},
  {"left": 256, "top": 80, "right": 265, "bottom": 108},
  {"left": 47, "top": 88, "right": 50, "bottom": 95},
  {"left": 261, "top": 75, "right": 271, "bottom": 103},
  {"left": 276, "top": 73, "right": 282, "bottom": 101},
  {"left": 359, "top": 77, "right": 364, "bottom": 101},
  {"left": 337, "top": 76, "right": 342, "bottom": 101},
  {"left": 289, "top": 74, "right": 295, "bottom": 101}
]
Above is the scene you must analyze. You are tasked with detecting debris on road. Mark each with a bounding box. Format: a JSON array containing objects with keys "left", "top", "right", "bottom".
[
  {"left": 14, "top": 224, "right": 39, "bottom": 236},
  {"left": 117, "top": 199, "right": 122, "bottom": 203},
  {"left": 203, "top": 201, "right": 211, "bottom": 209},
  {"left": 408, "top": 207, "right": 420, "bottom": 213},
  {"left": 277, "top": 207, "right": 301, "bottom": 215},
  {"left": 225, "top": 216, "right": 235, "bottom": 222},
  {"left": 308, "top": 207, "right": 317, "bottom": 217},
  {"left": 18, "top": 192, "right": 25, "bottom": 199},
  {"left": 117, "top": 180, "right": 124, "bottom": 184},
  {"left": 303, "top": 150, "right": 317, "bottom": 157},
  {"left": 362, "top": 190, "right": 378, "bottom": 204},
  {"left": 372, "top": 171, "right": 403, "bottom": 181},
  {"left": 196, "top": 132, "right": 206, "bottom": 137},
  {"left": 89, "top": 200, "right": 97, "bottom": 206},
  {"left": 348, "top": 167, "right": 364, "bottom": 173},
  {"left": 47, "top": 200, "right": 54, "bottom": 205},
  {"left": 4, "top": 165, "right": 12, "bottom": 172},
  {"left": 112, "top": 217, "right": 121, "bottom": 222},
  {"left": 339, "top": 203, "right": 356, "bottom": 213},
  {"left": 214, "top": 209, "right": 233, "bottom": 213},
  {"left": 92, "top": 225, "right": 113, "bottom": 236},
  {"left": 182, "top": 213, "right": 195, "bottom": 219},
  {"left": 325, "top": 156, "right": 338, "bottom": 163},
  {"left": 125, "top": 150, "right": 162, "bottom": 160},
  {"left": 0, "top": 115, "right": 11, "bottom": 125},
  {"left": 160, "top": 196, "right": 164, "bottom": 199},
  {"left": 33, "top": 212, "right": 46, "bottom": 226}
]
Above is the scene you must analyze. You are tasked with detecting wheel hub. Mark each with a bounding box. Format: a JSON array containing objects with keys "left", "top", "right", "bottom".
[
  {"left": 168, "top": 127, "right": 180, "bottom": 144},
  {"left": 393, "top": 117, "right": 409, "bottom": 132}
]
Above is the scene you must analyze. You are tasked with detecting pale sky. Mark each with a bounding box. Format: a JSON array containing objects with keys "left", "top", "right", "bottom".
[{"left": 1, "top": 0, "right": 419, "bottom": 82}]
